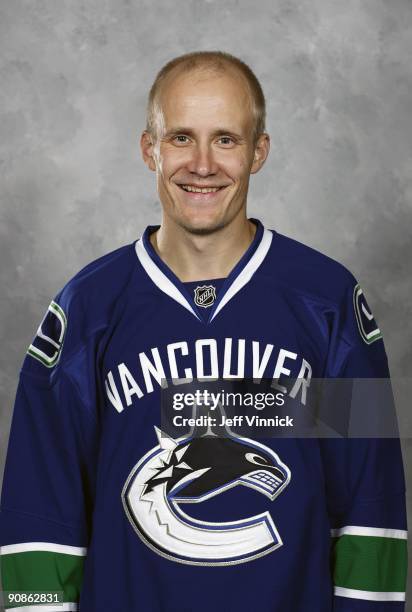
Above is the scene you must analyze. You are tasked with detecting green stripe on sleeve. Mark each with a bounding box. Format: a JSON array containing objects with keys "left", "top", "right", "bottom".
[
  {"left": 331, "top": 534, "right": 408, "bottom": 593},
  {"left": 1, "top": 550, "right": 85, "bottom": 606}
]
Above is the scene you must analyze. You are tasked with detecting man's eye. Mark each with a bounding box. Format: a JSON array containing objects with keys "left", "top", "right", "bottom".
[
  {"left": 173, "top": 135, "right": 189, "bottom": 144},
  {"left": 218, "top": 136, "right": 235, "bottom": 145}
]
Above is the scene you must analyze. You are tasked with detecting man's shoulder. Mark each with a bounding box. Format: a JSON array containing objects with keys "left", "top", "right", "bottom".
[
  {"left": 266, "top": 229, "right": 357, "bottom": 305},
  {"left": 57, "top": 241, "right": 137, "bottom": 311},
  {"left": 21, "top": 242, "right": 139, "bottom": 380},
  {"left": 55, "top": 240, "right": 142, "bottom": 337}
]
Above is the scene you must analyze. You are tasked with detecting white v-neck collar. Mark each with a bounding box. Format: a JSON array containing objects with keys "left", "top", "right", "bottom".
[
  {"left": 135, "top": 219, "right": 273, "bottom": 324},
  {"left": 210, "top": 228, "right": 272, "bottom": 321},
  {"left": 135, "top": 239, "right": 201, "bottom": 320}
]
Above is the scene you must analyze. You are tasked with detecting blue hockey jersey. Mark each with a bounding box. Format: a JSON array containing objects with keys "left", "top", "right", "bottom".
[{"left": 0, "top": 218, "right": 408, "bottom": 611}]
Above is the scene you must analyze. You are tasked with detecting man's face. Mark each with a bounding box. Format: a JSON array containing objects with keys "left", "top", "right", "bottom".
[{"left": 141, "top": 68, "right": 269, "bottom": 234}]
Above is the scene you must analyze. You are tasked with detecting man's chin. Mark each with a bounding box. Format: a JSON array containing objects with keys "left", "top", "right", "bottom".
[{"left": 177, "top": 215, "right": 227, "bottom": 236}]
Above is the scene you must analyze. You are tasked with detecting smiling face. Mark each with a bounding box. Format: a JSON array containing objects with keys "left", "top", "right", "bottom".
[{"left": 141, "top": 67, "right": 270, "bottom": 235}]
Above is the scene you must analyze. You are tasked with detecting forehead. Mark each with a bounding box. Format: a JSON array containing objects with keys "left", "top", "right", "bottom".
[{"left": 157, "top": 67, "right": 254, "bottom": 132}]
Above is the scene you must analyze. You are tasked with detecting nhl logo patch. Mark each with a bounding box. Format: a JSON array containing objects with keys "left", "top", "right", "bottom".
[
  {"left": 194, "top": 285, "right": 216, "bottom": 308},
  {"left": 353, "top": 284, "right": 382, "bottom": 344}
]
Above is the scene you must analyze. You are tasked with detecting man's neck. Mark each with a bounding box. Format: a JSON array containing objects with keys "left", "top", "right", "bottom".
[{"left": 149, "top": 214, "right": 257, "bottom": 282}]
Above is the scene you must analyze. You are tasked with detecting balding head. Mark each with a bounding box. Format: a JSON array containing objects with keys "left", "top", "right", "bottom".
[{"left": 146, "top": 51, "right": 266, "bottom": 146}]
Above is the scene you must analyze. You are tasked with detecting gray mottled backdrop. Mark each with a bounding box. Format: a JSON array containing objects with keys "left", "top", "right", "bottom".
[{"left": 1, "top": 0, "right": 411, "bottom": 606}]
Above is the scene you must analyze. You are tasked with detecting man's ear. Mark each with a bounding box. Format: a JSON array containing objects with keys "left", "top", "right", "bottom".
[
  {"left": 250, "top": 132, "right": 270, "bottom": 174},
  {"left": 140, "top": 131, "right": 157, "bottom": 172}
]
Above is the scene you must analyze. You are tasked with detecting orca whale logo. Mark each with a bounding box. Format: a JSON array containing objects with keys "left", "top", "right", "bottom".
[{"left": 122, "top": 412, "right": 291, "bottom": 566}]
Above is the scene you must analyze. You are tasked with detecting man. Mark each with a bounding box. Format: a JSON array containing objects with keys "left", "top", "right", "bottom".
[{"left": 0, "top": 51, "right": 407, "bottom": 611}]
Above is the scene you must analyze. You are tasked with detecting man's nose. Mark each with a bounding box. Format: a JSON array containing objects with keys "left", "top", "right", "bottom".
[{"left": 187, "top": 144, "right": 218, "bottom": 176}]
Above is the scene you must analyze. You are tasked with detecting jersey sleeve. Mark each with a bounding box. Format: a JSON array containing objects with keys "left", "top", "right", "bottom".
[
  {"left": 319, "top": 277, "right": 408, "bottom": 610},
  {"left": 0, "top": 291, "right": 100, "bottom": 611}
]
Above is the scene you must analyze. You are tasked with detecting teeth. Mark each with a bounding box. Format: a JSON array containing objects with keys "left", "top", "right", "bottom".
[{"left": 181, "top": 185, "right": 221, "bottom": 193}]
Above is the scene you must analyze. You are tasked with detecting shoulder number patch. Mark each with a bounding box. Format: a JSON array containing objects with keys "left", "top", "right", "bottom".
[
  {"left": 353, "top": 284, "right": 382, "bottom": 344},
  {"left": 27, "top": 300, "right": 67, "bottom": 367}
]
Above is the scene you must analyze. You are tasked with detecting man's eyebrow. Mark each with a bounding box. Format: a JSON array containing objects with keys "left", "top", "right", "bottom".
[{"left": 163, "top": 127, "right": 246, "bottom": 140}]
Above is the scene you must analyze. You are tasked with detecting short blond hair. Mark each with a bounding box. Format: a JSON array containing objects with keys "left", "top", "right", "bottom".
[{"left": 146, "top": 50, "right": 266, "bottom": 145}]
